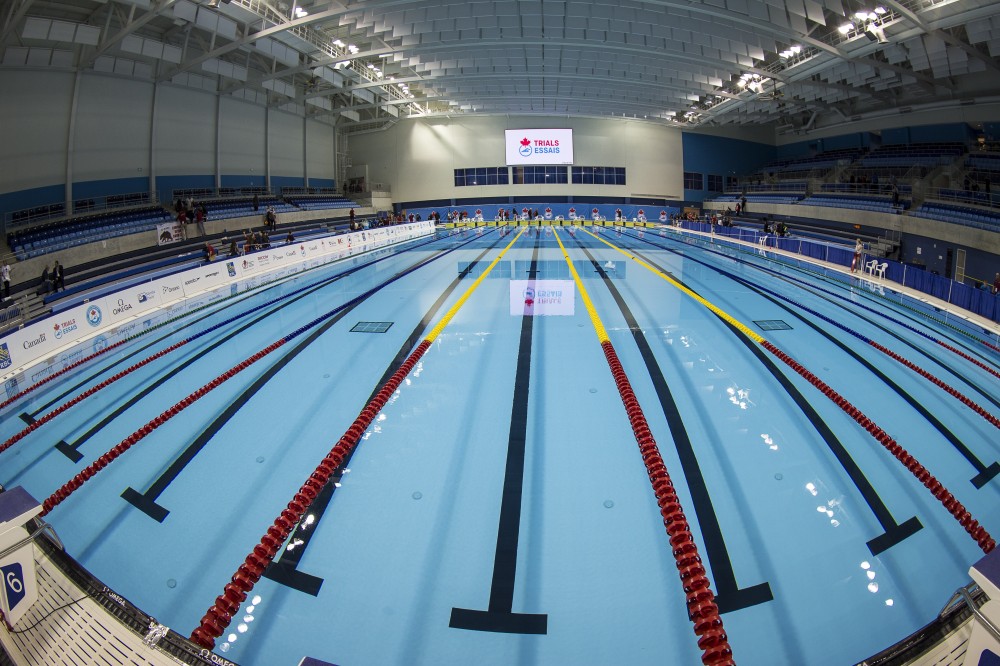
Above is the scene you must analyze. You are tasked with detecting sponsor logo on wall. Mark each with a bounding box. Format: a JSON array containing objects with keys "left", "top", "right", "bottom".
[
  {"left": 226, "top": 262, "right": 236, "bottom": 277},
  {"left": 52, "top": 318, "right": 78, "bottom": 339},
  {"left": 0, "top": 343, "right": 11, "bottom": 370},
  {"left": 86, "top": 305, "right": 102, "bottom": 327}
]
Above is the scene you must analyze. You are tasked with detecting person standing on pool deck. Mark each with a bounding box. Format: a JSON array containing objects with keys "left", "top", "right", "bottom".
[{"left": 852, "top": 238, "right": 863, "bottom": 273}]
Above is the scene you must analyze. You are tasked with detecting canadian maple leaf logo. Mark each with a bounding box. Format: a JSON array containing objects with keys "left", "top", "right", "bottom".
[{"left": 520, "top": 137, "right": 531, "bottom": 146}]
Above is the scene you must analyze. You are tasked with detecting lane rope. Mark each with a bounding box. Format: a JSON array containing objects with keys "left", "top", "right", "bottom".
[
  {"left": 0, "top": 231, "right": 447, "bottom": 413},
  {"left": 0, "top": 233, "right": 452, "bottom": 456},
  {"left": 626, "top": 232, "right": 1000, "bottom": 431},
  {"left": 552, "top": 228, "right": 735, "bottom": 666},
  {"left": 189, "top": 228, "right": 524, "bottom": 649},
  {"left": 38, "top": 229, "right": 497, "bottom": 518},
  {"left": 584, "top": 228, "right": 995, "bottom": 555}
]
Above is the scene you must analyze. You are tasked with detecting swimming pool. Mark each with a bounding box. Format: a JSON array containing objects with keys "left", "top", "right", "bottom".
[{"left": 1, "top": 224, "right": 998, "bottom": 665}]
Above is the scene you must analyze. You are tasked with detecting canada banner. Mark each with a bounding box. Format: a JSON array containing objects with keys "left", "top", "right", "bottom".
[
  {"left": 660, "top": 210, "right": 668, "bottom": 222},
  {"left": 544, "top": 207, "right": 553, "bottom": 219},
  {"left": 569, "top": 207, "right": 577, "bottom": 219},
  {"left": 475, "top": 209, "right": 482, "bottom": 217},
  {"left": 592, "top": 208, "right": 600, "bottom": 220}
]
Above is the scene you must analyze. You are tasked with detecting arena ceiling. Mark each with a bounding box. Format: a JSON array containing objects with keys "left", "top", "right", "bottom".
[{"left": 3, "top": 0, "right": 1000, "bottom": 135}]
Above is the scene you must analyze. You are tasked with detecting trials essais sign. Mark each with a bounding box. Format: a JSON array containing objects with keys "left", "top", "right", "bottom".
[{"left": 505, "top": 128, "right": 574, "bottom": 165}]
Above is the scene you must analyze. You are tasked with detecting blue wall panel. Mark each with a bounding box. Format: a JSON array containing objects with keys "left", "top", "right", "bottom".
[{"left": 681, "top": 133, "right": 775, "bottom": 202}]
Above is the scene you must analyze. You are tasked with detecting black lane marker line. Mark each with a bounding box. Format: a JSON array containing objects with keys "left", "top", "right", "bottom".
[
  {"left": 263, "top": 233, "right": 508, "bottom": 596},
  {"left": 676, "top": 232, "right": 997, "bottom": 376},
  {"left": 56, "top": 275, "right": 350, "bottom": 463},
  {"left": 28, "top": 233, "right": 449, "bottom": 417},
  {"left": 119, "top": 233, "right": 487, "bottom": 526},
  {"left": 52, "top": 238, "right": 449, "bottom": 462},
  {"left": 572, "top": 236, "right": 773, "bottom": 614},
  {"left": 710, "top": 266, "right": 1000, "bottom": 489},
  {"left": 623, "top": 242, "right": 922, "bottom": 557},
  {"left": 450, "top": 232, "right": 547, "bottom": 634},
  {"left": 627, "top": 232, "right": 1000, "bottom": 486}
]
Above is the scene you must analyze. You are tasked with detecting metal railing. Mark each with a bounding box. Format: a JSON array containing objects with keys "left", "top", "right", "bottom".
[
  {"left": 0, "top": 295, "right": 29, "bottom": 335},
  {"left": 4, "top": 191, "right": 160, "bottom": 229}
]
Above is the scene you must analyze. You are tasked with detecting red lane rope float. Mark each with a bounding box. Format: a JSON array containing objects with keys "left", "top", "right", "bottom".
[
  {"left": 0, "top": 342, "right": 187, "bottom": 455},
  {"left": 41, "top": 340, "right": 288, "bottom": 516},
  {"left": 934, "top": 340, "right": 1000, "bottom": 381},
  {"left": 189, "top": 228, "right": 525, "bottom": 650},
  {"left": 588, "top": 228, "right": 996, "bottom": 556},
  {"left": 1, "top": 231, "right": 452, "bottom": 454},
  {"left": 868, "top": 342, "right": 1000, "bottom": 429},
  {"left": 552, "top": 229, "right": 733, "bottom": 666},
  {"left": 761, "top": 340, "right": 995, "bottom": 553},
  {"left": 0, "top": 229, "right": 447, "bottom": 414},
  {"left": 38, "top": 228, "right": 493, "bottom": 517}
]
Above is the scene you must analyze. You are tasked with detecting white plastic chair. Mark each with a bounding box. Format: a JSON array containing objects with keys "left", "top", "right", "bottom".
[
  {"left": 864, "top": 258, "right": 879, "bottom": 275},
  {"left": 873, "top": 262, "right": 888, "bottom": 279}
]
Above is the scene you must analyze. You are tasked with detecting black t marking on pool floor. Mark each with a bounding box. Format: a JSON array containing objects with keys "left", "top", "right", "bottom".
[
  {"left": 450, "top": 232, "right": 547, "bottom": 634},
  {"left": 573, "top": 237, "right": 773, "bottom": 614},
  {"left": 625, "top": 243, "right": 923, "bottom": 557},
  {"left": 118, "top": 237, "right": 481, "bottom": 525},
  {"left": 263, "top": 235, "right": 505, "bottom": 596}
]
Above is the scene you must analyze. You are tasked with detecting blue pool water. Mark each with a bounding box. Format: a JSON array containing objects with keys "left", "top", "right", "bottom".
[{"left": 1, "top": 225, "right": 998, "bottom": 665}]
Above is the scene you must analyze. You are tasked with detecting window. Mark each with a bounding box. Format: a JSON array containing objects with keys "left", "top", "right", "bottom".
[
  {"left": 512, "top": 166, "right": 568, "bottom": 184},
  {"left": 684, "top": 172, "right": 704, "bottom": 190},
  {"left": 454, "top": 167, "right": 509, "bottom": 187},
  {"left": 707, "top": 174, "right": 723, "bottom": 192},
  {"left": 572, "top": 166, "right": 626, "bottom": 185},
  {"left": 725, "top": 175, "right": 740, "bottom": 190}
]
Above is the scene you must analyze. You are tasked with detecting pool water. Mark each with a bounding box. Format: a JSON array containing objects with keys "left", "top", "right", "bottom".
[{"left": 1, "top": 225, "right": 998, "bottom": 665}]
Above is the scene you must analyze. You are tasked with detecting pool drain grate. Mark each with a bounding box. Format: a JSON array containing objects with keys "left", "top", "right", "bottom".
[
  {"left": 754, "top": 320, "right": 792, "bottom": 331},
  {"left": 351, "top": 321, "right": 394, "bottom": 333}
]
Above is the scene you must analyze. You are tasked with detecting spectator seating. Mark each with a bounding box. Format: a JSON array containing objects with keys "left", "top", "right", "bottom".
[
  {"left": 194, "top": 197, "right": 297, "bottom": 222},
  {"left": 910, "top": 201, "right": 1000, "bottom": 232},
  {"left": 799, "top": 193, "right": 902, "bottom": 213},
  {"left": 711, "top": 193, "right": 803, "bottom": 205},
  {"left": 8, "top": 206, "right": 173, "bottom": 260},
  {"left": 286, "top": 196, "right": 359, "bottom": 211}
]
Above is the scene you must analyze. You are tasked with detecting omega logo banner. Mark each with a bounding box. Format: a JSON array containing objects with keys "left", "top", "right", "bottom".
[{"left": 505, "top": 128, "right": 574, "bottom": 165}]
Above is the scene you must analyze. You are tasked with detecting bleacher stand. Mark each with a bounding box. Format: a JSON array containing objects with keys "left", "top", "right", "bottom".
[
  {"left": 711, "top": 193, "right": 803, "bottom": 205},
  {"left": 285, "top": 196, "right": 358, "bottom": 211},
  {"left": 8, "top": 206, "right": 172, "bottom": 260},
  {"left": 799, "top": 193, "right": 903, "bottom": 213},
  {"left": 910, "top": 201, "right": 1000, "bottom": 232}
]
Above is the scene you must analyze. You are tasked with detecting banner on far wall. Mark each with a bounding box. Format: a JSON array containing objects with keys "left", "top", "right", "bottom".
[{"left": 156, "top": 222, "right": 184, "bottom": 245}]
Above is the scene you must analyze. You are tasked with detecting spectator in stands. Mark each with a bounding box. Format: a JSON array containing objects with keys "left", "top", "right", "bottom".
[
  {"left": 253, "top": 194, "right": 259, "bottom": 212},
  {"left": 993, "top": 272, "right": 1000, "bottom": 295},
  {"left": 262, "top": 231, "right": 271, "bottom": 249},
  {"left": 204, "top": 243, "right": 216, "bottom": 261},
  {"left": 777, "top": 221, "right": 789, "bottom": 237},
  {"left": 39, "top": 263, "right": 51, "bottom": 295},
  {"left": 852, "top": 239, "right": 863, "bottom": 273},
  {"left": 892, "top": 184, "right": 900, "bottom": 208},
  {"left": 735, "top": 202, "right": 741, "bottom": 215},
  {"left": 53, "top": 260, "right": 65, "bottom": 292},
  {"left": 285, "top": 231, "right": 295, "bottom": 244},
  {"left": 740, "top": 194, "right": 748, "bottom": 213},
  {"left": 1, "top": 261, "right": 10, "bottom": 299},
  {"left": 195, "top": 205, "right": 206, "bottom": 236},
  {"left": 229, "top": 239, "right": 239, "bottom": 257},
  {"left": 349, "top": 208, "right": 356, "bottom": 228},
  {"left": 265, "top": 207, "right": 276, "bottom": 230}
]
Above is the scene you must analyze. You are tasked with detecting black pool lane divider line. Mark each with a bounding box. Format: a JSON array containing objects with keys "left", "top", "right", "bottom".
[
  {"left": 617, "top": 241, "right": 923, "bottom": 557},
  {"left": 118, "top": 230, "right": 499, "bottom": 527},
  {"left": 682, "top": 232, "right": 1000, "bottom": 373},
  {"left": 450, "top": 231, "right": 548, "bottom": 634},
  {"left": 263, "top": 232, "right": 510, "bottom": 596},
  {"left": 678, "top": 254, "right": 1000, "bottom": 489},
  {"left": 629, "top": 231, "right": 1000, "bottom": 416},
  {"left": 1, "top": 234, "right": 456, "bottom": 460},
  {"left": 571, "top": 236, "right": 773, "bottom": 614},
  {"left": 24, "top": 232, "right": 452, "bottom": 418},
  {"left": 625, "top": 231, "right": 1000, "bottom": 446}
]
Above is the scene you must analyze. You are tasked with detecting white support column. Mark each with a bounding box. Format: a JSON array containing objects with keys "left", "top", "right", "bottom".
[
  {"left": 64, "top": 71, "right": 82, "bottom": 213},
  {"left": 149, "top": 82, "right": 158, "bottom": 201},
  {"left": 265, "top": 106, "right": 271, "bottom": 192},
  {"left": 303, "top": 116, "right": 309, "bottom": 188},
  {"left": 214, "top": 94, "right": 221, "bottom": 190}
]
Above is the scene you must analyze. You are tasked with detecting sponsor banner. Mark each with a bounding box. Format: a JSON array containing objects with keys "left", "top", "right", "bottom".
[
  {"left": 509, "top": 280, "right": 575, "bottom": 316},
  {"left": 505, "top": 128, "right": 574, "bottom": 165},
  {"left": 157, "top": 273, "right": 186, "bottom": 303},
  {"left": 0, "top": 298, "right": 99, "bottom": 371},
  {"left": 103, "top": 283, "right": 158, "bottom": 326},
  {"left": 156, "top": 222, "right": 184, "bottom": 245}
]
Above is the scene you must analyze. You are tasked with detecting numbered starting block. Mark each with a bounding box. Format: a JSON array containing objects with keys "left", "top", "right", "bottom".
[
  {"left": 965, "top": 549, "right": 1000, "bottom": 665},
  {"left": 0, "top": 487, "right": 42, "bottom": 627}
]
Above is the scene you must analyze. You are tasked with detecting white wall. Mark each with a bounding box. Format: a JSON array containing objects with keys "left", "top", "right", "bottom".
[
  {"left": 268, "top": 108, "right": 304, "bottom": 180},
  {"left": 155, "top": 84, "right": 217, "bottom": 177},
  {"left": 346, "top": 115, "right": 684, "bottom": 202},
  {"left": 219, "top": 97, "right": 266, "bottom": 180},
  {"left": 306, "top": 119, "right": 335, "bottom": 183},
  {"left": 0, "top": 70, "right": 339, "bottom": 197},
  {"left": 74, "top": 76, "right": 154, "bottom": 181},
  {"left": 0, "top": 70, "right": 74, "bottom": 192}
]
